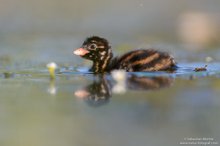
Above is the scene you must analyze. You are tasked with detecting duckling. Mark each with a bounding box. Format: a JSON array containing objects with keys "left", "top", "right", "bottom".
[{"left": 73, "top": 36, "right": 177, "bottom": 73}]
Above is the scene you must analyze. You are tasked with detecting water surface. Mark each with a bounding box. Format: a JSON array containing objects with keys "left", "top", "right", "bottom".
[{"left": 0, "top": 36, "right": 220, "bottom": 146}]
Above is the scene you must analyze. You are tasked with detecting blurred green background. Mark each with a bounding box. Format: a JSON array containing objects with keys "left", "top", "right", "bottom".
[
  {"left": 0, "top": 0, "right": 220, "bottom": 65},
  {"left": 0, "top": 0, "right": 219, "bottom": 38}
]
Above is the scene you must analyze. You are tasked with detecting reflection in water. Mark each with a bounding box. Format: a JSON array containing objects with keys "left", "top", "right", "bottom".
[
  {"left": 75, "top": 75, "right": 112, "bottom": 106},
  {"left": 127, "top": 76, "right": 173, "bottom": 90},
  {"left": 47, "top": 79, "right": 57, "bottom": 95},
  {"left": 74, "top": 74, "right": 174, "bottom": 106}
]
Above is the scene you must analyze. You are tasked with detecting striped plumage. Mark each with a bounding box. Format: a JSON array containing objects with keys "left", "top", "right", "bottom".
[{"left": 74, "top": 36, "right": 177, "bottom": 73}]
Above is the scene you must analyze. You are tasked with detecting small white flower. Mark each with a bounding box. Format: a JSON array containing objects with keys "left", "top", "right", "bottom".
[
  {"left": 111, "top": 70, "right": 127, "bottom": 94},
  {"left": 111, "top": 70, "right": 126, "bottom": 82},
  {"left": 47, "top": 62, "right": 57, "bottom": 69},
  {"left": 47, "top": 62, "right": 58, "bottom": 79}
]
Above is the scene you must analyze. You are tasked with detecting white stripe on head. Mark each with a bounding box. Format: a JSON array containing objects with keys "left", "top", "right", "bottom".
[{"left": 100, "top": 51, "right": 106, "bottom": 56}]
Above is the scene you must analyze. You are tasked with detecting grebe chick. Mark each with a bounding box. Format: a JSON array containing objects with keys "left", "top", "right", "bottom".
[{"left": 73, "top": 36, "right": 177, "bottom": 73}]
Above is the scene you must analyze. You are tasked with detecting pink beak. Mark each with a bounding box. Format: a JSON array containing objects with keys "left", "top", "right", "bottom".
[{"left": 73, "top": 48, "right": 90, "bottom": 56}]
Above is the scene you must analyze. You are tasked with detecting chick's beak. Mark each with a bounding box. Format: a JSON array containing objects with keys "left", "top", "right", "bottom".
[{"left": 73, "top": 48, "right": 90, "bottom": 56}]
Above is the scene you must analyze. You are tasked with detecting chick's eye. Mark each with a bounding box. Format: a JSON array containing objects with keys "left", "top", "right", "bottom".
[{"left": 89, "top": 44, "right": 97, "bottom": 50}]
